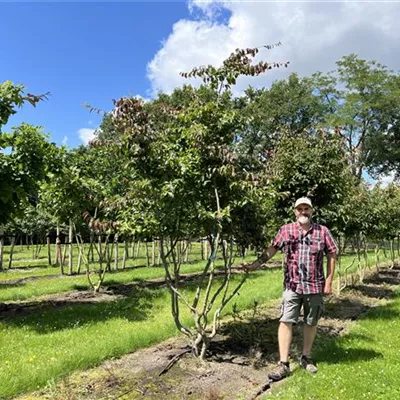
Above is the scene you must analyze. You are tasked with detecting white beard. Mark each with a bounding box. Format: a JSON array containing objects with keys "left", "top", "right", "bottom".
[{"left": 298, "top": 215, "right": 310, "bottom": 225}]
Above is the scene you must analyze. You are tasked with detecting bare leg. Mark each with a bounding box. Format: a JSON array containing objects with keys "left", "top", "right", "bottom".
[
  {"left": 303, "top": 324, "right": 317, "bottom": 356},
  {"left": 278, "top": 322, "right": 293, "bottom": 362}
]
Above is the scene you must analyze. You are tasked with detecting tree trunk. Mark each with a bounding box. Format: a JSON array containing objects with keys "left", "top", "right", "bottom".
[
  {"left": 0, "top": 231, "right": 5, "bottom": 271},
  {"left": 31, "top": 236, "right": 35, "bottom": 260},
  {"left": 131, "top": 239, "right": 135, "bottom": 259},
  {"left": 122, "top": 240, "right": 128, "bottom": 270},
  {"left": 390, "top": 239, "right": 395, "bottom": 269},
  {"left": 203, "top": 238, "right": 208, "bottom": 260},
  {"left": 89, "top": 232, "right": 95, "bottom": 262},
  {"left": 136, "top": 240, "right": 141, "bottom": 258},
  {"left": 47, "top": 234, "right": 52, "bottom": 265},
  {"left": 68, "top": 220, "right": 73, "bottom": 275},
  {"left": 106, "top": 242, "right": 111, "bottom": 272},
  {"left": 375, "top": 244, "right": 380, "bottom": 273},
  {"left": 76, "top": 235, "right": 82, "bottom": 275},
  {"left": 151, "top": 239, "right": 156, "bottom": 266},
  {"left": 145, "top": 241, "right": 150, "bottom": 267},
  {"left": 185, "top": 240, "right": 190, "bottom": 263},
  {"left": 56, "top": 224, "right": 63, "bottom": 274},
  {"left": 114, "top": 234, "right": 119, "bottom": 271},
  {"left": 8, "top": 236, "right": 16, "bottom": 269},
  {"left": 61, "top": 236, "right": 68, "bottom": 273},
  {"left": 98, "top": 235, "right": 103, "bottom": 264}
]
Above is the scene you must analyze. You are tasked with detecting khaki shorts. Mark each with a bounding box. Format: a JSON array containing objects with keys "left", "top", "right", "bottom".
[{"left": 280, "top": 289, "right": 324, "bottom": 326}]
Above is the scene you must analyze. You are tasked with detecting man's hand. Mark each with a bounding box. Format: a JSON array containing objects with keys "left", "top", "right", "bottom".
[
  {"left": 240, "top": 260, "right": 262, "bottom": 273},
  {"left": 323, "top": 281, "right": 332, "bottom": 295}
]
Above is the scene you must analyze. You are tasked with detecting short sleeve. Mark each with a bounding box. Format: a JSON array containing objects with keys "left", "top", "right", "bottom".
[
  {"left": 324, "top": 227, "right": 338, "bottom": 255},
  {"left": 272, "top": 227, "right": 286, "bottom": 250}
]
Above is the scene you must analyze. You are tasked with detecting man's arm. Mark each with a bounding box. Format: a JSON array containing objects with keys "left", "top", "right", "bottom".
[
  {"left": 244, "top": 245, "right": 278, "bottom": 272},
  {"left": 324, "top": 253, "right": 336, "bottom": 294}
]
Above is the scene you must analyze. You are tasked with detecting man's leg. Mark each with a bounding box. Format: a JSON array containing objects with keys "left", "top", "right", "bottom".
[
  {"left": 300, "top": 294, "right": 323, "bottom": 373},
  {"left": 278, "top": 321, "right": 293, "bottom": 362},
  {"left": 303, "top": 323, "right": 317, "bottom": 356},
  {"left": 268, "top": 290, "right": 301, "bottom": 381}
]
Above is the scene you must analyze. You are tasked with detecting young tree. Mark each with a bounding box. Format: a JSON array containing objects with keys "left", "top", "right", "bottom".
[{"left": 107, "top": 46, "right": 288, "bottom": 359}]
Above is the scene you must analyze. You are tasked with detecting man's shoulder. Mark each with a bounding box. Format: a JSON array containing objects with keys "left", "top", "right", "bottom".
[
  {"left": 280, "top": 222, "right": 297, "bottom": 230},
  {"left": 312, "top": 223, "right": 332, "bottom": 233}
]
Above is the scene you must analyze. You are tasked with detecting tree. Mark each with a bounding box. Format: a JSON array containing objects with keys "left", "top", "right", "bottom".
[
  {"left": 0, "top": 81, "right": 51, "bottom": 270},
  {"left": 313, "top": 54, "right": 400, "bottom": 179},
  {"left": 106, "top": 46, "right": 288, "bottom": 359},
  {"left": 237, "top": 73, "right": 328, "bottom": 172},
  {"left": 266, "top": 129, "right": 355, "bottom": 228}
]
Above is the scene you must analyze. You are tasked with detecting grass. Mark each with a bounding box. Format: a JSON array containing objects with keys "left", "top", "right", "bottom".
[
  {"left": 0, "top": 250, "right": 387, "bottom": 303},
  {"left": 0, "top": 269, "right": 282, "bottom": 398},
  {"left": 0, "top": 243, "right": 396, "bottom": 399},
  {"left": 267, "top": 291, "right": 400, "bottom": 400}
]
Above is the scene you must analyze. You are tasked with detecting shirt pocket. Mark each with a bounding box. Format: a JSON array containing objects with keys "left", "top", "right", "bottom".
[
  {"left": 311, "top": 238, "right": 324, "bottom": 254},
  {"left": 285, "top": 238, "right": 299, "bottom": 254}
]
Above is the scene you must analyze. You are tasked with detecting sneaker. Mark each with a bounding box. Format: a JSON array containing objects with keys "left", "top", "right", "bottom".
[
  {"left": 268, "top": 361, "right": 290, "bottom": 381},
  {"left": 300, "top": 355, "right": 318, "bottom": 374}
]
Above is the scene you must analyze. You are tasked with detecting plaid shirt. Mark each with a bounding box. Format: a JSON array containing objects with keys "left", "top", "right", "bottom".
[{"left": 272, "top": 222, "right": 338, "bottom": 295}]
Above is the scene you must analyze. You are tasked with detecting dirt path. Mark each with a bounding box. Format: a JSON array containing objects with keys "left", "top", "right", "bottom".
[{"left": 15, "top": 266, "right": 400, "bottom": 400}]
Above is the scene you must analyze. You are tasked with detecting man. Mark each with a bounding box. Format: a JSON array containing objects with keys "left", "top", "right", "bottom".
[{"left": 244, "top": 197, "right": 337, "bottom": 381}]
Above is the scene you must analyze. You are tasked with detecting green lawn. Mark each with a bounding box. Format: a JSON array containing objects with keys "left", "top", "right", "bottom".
[
  {"left": 0, "top": 268, "right": 284, "bottom": 399},
  {"left": 267, "top": 292, "right": 400, "bottom": 400},
  {"left": 0, "top": 244, "right": 396, "bottom": 399}
]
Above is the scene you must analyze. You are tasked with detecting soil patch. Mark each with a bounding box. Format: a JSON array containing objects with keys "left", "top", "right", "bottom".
[{"left": 16, "top": 266, "right": 399, "bottom": 400}]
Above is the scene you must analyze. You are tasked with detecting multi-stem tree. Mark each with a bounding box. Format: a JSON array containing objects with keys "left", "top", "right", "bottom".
[{"left": 106, "top": 46, "right": 288, "bottom": 359}]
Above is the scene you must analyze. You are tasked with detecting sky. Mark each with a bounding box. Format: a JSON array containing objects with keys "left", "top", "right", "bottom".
[{"left": 2, "top": 0, "right": 400, "bottom": 155}]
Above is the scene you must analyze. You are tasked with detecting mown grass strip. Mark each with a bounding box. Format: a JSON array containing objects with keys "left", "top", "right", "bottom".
[{"left": 0, "top": 268, "right": 283, "bottom": 399}]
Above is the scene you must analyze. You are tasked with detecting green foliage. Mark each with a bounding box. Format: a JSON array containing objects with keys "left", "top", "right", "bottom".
[
  {"left": 313, "top": 54, "right": 400, "bottom": 178},
  {"left": 237, "top": 73, "right": 328, "bottom": 171},
  {"left": 0, "top": 123, "right": 57, "bottom": 224},
  {"left": 266, "top": 130, "right": 356, "bottom": 229},
  {"left": 0, "top": 81, "right": 47, "bottom": 132}
]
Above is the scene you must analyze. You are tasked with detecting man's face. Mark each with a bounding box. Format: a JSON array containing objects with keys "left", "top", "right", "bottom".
[{"left": 294, "top": 205, "right": 313, "bottom": 224}]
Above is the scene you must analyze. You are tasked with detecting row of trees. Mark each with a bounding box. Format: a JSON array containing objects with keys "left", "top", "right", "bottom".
[{"left": 1, "top": 45, "right": 400, "bottom": 357}]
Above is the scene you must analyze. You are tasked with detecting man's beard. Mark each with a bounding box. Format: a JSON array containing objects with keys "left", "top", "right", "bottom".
[{"left": 297, "top": 215, "right": 311, "bottom": 224}]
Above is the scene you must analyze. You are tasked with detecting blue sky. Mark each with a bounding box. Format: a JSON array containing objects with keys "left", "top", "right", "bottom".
[
  {"left": 1, "top": 1, "right": 193, "bottom": 148},
  {"left": 2, "top": 0, "right": 400, "bottom": 169}
]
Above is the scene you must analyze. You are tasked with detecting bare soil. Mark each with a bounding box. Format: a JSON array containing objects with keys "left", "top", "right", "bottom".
[{"left": 14, "top": 265, "right": 400, "bottom": 400}]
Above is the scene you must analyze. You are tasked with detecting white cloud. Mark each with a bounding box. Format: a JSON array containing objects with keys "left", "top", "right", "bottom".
[
  {"left": 147, "top": 0, "right": 400, "bottom": 95},
  {"left": 62, "top": 136, "right": 68, "bottom": 146},
  {"left": 78, "top": 128, "right": 95, "bottom": 145},
  {"left": 134, "top": 94, "right": 151, "bottom": 103}
]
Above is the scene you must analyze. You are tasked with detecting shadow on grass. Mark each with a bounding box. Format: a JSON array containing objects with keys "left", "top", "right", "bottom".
[
  {"left": 209, "top": 312, "right": 354, "bottom": 365},
  {"left": 4, "top": 263, "right": 55, "bottom": 270},
  {"left": 324, "top": 297, "right": 372, "bottom": 321},
  {"left": 0, "top": 281, "right": 26, "bottom": 289},
  {"left": 353, "top": 284, "right": 397, "bottom": 300},
  {"left": 316, "top": 339, "right": 383, "bottom": 364},
  {"left": 0, "top": 286, "right": 163, "bottom": 334},
  {"left": 358, "top": 300, "right": 400, "bottom": 321},
  {"left": 0, "top": 273, "right": 68, "bottom": 289}
]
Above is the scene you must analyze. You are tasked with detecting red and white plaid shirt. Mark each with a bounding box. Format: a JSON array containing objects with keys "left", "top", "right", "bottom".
[{"left": 272, "top": 222, "right": 338, "bottom": 295}]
